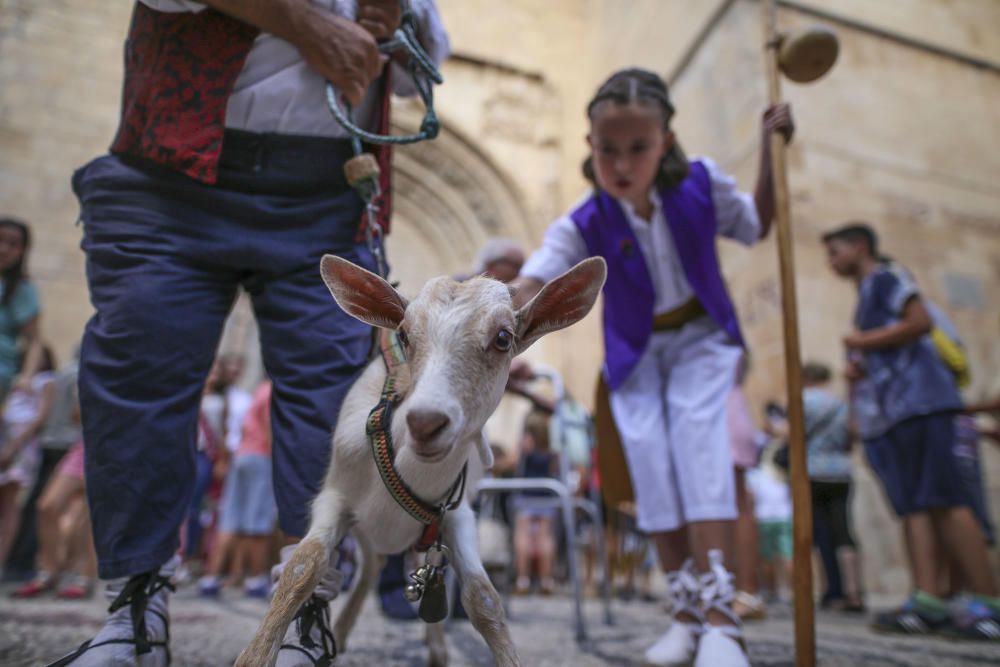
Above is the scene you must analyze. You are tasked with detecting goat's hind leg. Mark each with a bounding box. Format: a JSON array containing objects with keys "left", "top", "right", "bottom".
[
  {"left": 444, "top": 505, "right": 521, "bottom": 667},
  {"left": 234, "top": 488, "right": 350, "bottom": 667}
]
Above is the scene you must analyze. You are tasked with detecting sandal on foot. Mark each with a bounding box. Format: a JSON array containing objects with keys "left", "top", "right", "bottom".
[
  {"left": 732, "top": 590, "right": 767, "bottom": 621},
  {"left": 694, "top": 550, "right": 749, "bottom": 667},
  {"left": 645, "top": 560, "right": 703, "bottom": 667}
]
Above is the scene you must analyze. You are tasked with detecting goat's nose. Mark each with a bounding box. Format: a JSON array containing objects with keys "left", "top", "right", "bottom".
[{"left": 406, "top": 409, "right": 450, "bottom": 442}]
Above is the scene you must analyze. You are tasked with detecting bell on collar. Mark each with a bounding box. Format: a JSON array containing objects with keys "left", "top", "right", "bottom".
[
  {"left": 417, "top": 568, "right": 449, "bottom": 624},
  {"left": 404, "top": 582, "right": 423, "bottom": 603}
]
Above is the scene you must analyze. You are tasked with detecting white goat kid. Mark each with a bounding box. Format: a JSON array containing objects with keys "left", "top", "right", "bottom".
[{"left": 235, "top": 255, "right": 606, "bottom": 667}]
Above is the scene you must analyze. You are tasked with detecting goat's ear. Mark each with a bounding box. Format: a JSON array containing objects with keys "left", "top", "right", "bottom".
[
  {"left": 514, "top": 257, "right": 606, "bottom": 353},
  {"left": 320, "top": 255, "right": 408, "bottom": 329}
]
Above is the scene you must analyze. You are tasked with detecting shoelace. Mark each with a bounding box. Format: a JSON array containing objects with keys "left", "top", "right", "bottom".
[
  {"left": 45, "top": 570, "right": 175, "bottom": 667},
  {"left": 699, "top": 549, "right": 735, "bottom": 607},
  {"left": 108, "top": 571, "right": 176, "bottom": 655},
  {"left": 666, "top": 559, "right": 703, "bottom": 622},
  {"left": 699, "top": 549, "right": 743, "bottom": 635},
  {"left": 282, "top": 595, "right": 337, "bottom": 667}
]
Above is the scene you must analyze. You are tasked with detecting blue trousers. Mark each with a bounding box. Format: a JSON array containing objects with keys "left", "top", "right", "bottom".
[{"left": 74, "top": 148, "right": 375, "bottom": 579}]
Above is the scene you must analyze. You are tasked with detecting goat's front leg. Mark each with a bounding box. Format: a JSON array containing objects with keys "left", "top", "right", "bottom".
[
  {"left": 425, "top": 620, "right": 448, "bottom": 667},
  {"left": 235, "top": 488, "right": 350, "bottom": 667},
  {"left": 443, "top": 504, "right": 521, "bottom": 667}
]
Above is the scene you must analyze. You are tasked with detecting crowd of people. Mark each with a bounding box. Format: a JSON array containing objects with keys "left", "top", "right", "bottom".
[{"left": 2, "top": 1, "right": 999, "bottom": 666}]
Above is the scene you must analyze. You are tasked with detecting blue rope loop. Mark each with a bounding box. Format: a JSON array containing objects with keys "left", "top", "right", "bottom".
[{"left": 326, "top": 3, "right": 442, "bottom": 145}]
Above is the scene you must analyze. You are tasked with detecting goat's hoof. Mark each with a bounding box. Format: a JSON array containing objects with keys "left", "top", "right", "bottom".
[
  {"left": 426, "top": 630, "right": 448, "bottom": 667},
  {"left": 333, "top": 624, "right": 349, "bottom": 654}
]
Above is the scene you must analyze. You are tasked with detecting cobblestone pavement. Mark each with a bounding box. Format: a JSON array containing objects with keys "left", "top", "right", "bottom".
[{"left": 2, "top": 584, "right": 999, "bottom": 666}]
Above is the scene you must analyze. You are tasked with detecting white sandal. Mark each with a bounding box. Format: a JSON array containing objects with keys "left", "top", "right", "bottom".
[
  {"left": 694, "top": 550, "right": 749, "bottom": 667},
  {"left": 644, "top": 559, "right": 703, "bottom": 667}
]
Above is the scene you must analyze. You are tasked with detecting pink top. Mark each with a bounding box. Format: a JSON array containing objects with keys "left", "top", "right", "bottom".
[
  {"left": 727, "top": 386, "right": 758, "bottom": 470},
  {"left": 57, "top": 438, "right": 86, "bottom": 481},
  {"left": 237, "top": 382, "right": 272, "bottom": 458}
]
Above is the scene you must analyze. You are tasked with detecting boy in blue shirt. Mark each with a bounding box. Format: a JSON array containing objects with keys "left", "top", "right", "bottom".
[{"left": 823, "top": 223, "right": 999, "bottom": 640}]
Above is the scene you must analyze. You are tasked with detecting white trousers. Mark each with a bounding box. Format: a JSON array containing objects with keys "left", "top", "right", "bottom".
[{"left": 610, "top": 318, "right": 742, "bottom": 533}]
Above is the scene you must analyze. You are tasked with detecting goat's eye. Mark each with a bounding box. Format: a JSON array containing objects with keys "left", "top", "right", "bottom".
[
  {"left": 493, "top": 329, "right": 514, "bottom": 352},
  {"left": 397, "top": 329, "right": 410, "bottom": 348}
]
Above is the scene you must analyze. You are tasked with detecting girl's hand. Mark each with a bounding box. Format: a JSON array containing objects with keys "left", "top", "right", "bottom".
[
  {"left": 508, "top": 358, "right": 534, "bottom": 384},
  {"left": 763, "top": 103, "right": 795, "bottom": 143}
]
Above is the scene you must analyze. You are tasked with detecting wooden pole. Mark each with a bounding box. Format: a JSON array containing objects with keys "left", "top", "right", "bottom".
[{"left": 762, "top": 2, "right": 816, "bottom": 665}]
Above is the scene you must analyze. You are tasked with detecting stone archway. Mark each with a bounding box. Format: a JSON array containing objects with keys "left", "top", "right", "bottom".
[{"left": 384, "top": 101, "right": 533, "bottom": 292}]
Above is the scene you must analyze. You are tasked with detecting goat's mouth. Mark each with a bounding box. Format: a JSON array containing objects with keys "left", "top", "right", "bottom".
[{"left": 411, "top": 443, "right": 453, "bottom": 462}]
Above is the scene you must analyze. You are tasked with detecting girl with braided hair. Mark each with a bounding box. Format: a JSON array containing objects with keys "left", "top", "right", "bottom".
[{"left": 514, "top": 68, "right": 793, "bottom": 666}]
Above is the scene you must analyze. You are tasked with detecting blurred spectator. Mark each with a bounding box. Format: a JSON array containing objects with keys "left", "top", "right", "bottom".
[
  {"left": 456, "top": 238, "right": 525, "bottom": 284},
  {"left": 11, "top": 435, "right": 96, "bottom": 599},
  {"left": 219, "top": 354, "right": 252, "bottom": 454},
  {"left": 4, "top": 346, "right": 80, "bottom": 579},
  {"left": 0, "top": 218, "right": 43, "bottom": 403},
  {"left": 512, "top": 410, "right": 559, "bottom": 595},
  {"left": 824, "top": 222, "right": 999, "bottom": 639},
  {"left": 746, "top": 463, "right": 792, "bottom": 602},
  {"left": 199, "top": 380, "right": 276, "bottom": 598},
  {"left": 182, "top": 360, "right": 230, "bottom": 566},
  {"left": 0, "top": 345, "right": 57, "bottom": 570},
  {"left": 801, "top": 361, "right": 864, "bottom": 612}
]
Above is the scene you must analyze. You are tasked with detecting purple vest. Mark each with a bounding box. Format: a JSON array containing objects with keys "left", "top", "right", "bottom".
[{"left": 571, "top": 160, "right": 745, "bottom": 390}]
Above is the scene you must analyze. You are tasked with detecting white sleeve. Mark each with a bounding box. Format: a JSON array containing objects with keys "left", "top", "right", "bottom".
[
  {"left": 520, "top": 215, "right": 590, "bottom": 284},
  {"left": 138, "top": 0, "right": 207, "bottom": 12},
  {"left": 702, "top": 157, "right": 761, "bottom": 246},
  {"left": 392, "top": 0, "right": 451, "bottom": 97}
]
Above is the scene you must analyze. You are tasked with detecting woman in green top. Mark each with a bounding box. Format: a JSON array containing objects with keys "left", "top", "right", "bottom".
[{"left": 0, "top": 219, "right": 43, "bottom": 401}]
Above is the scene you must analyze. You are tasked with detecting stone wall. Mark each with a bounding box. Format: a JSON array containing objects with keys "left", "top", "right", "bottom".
[{"left": 0, "top": 1, "right": 132, "bottom": 363}]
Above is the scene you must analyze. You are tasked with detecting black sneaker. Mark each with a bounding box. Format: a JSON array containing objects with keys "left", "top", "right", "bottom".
[
  {"left": 941, "top": 598, "right": 1000, "bottom": 641},
  {"left": 871, "top": 596, "right": 950, "bottom": 635},
  {"left": 46, "top": 557, "right": 177, "bottom": 667},
  {"left": 276, "top": 595, "right": 337, "bottom": 667}
]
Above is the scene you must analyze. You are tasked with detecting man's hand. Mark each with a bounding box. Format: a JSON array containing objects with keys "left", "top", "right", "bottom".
[
  {"left": 357, "top": 0, "right": 402, "bottom": 40},
  {"left": 294, "top": 9, "right": 383, "bottom": 106},
  {"left": 200, "top": 0, "right": 385, "bottom": 107}
]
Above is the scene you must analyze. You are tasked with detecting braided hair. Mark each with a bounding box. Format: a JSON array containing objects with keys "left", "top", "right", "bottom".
[
  {"left": 582, "top": 68, "right": 690, "bottom": 191},
  {"left": 0, "top": 218, "right": 30, "bottom": 307}
]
